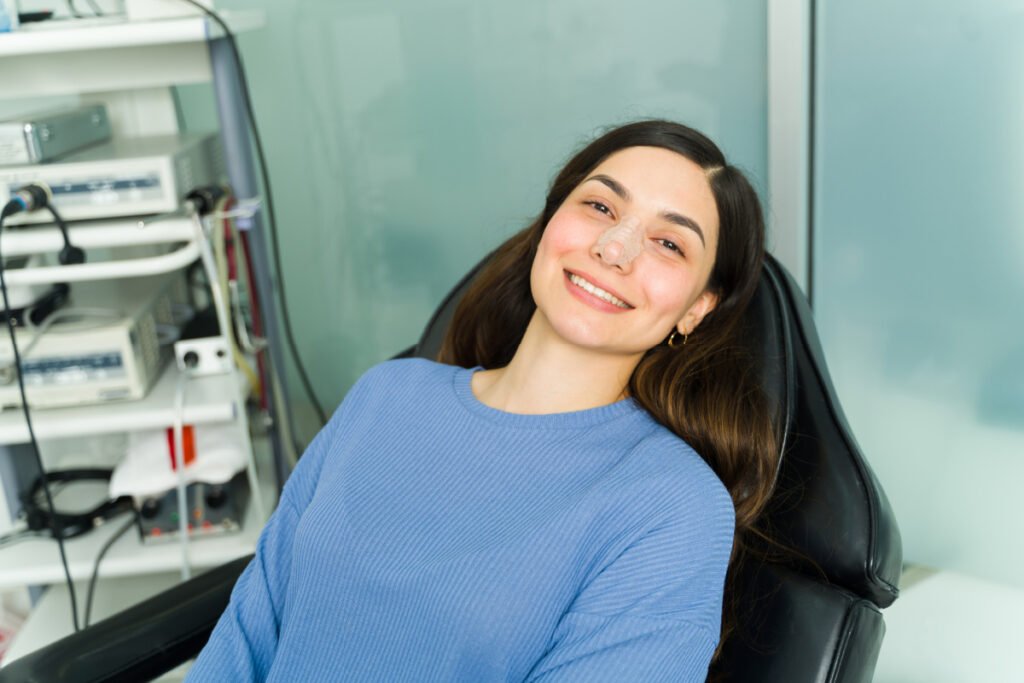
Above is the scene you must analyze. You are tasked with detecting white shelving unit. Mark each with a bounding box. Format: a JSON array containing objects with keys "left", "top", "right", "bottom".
[
  {"left": 0, "top": 8, "right": 272, "bottom": 666},
  {"left": 0, "top": 216, "right": 203, "bottom": 284},
  {"left": 0, "top": 12, "right": 266, "bottom": 137},
  {"left": 0, "top": 466, "right": 272, "bottom": 591},
  {"left": 0, "top": 445, "right": 273, "bottom": 590},
  {"left": 0, "top": 217, "right": 195, "bottom": 258},
  {"left": 0, "top": 12, "right": 264, "bottom": 57},
  {"left": 0, "top": 361, "right": 244, "bottom": 445}
]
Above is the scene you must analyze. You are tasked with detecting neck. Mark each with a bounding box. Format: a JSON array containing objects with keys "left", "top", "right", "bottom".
[{"left": 471, "top": 314, "right": 641, "bottom": 415}]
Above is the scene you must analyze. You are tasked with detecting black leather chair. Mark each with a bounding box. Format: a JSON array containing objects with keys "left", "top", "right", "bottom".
[{"left": 0, "top": 253, "right": 901, "bottom": 682}]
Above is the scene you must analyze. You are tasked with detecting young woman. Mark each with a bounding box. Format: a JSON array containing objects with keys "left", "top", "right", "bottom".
[{"left": 188, "top": 120, "right": 777, "bottom": 682}]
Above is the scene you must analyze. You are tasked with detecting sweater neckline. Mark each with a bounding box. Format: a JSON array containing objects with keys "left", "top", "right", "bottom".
[{"left": 451, "top": 365, "right": 644, "bottom": 429}]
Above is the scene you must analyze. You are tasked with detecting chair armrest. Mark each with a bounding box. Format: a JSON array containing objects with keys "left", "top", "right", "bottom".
[{"left": 0, "top": 554, "right": 251, "bottom": 683}]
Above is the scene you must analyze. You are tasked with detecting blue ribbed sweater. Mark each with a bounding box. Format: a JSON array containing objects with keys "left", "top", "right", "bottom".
[{"left": 187, "top": 359, "right": 735, "bottom": 682}]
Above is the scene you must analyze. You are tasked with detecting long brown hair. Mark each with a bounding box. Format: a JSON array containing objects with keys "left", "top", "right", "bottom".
[{"left": 438, "top": 120, "right": 778, "bottom": 653}]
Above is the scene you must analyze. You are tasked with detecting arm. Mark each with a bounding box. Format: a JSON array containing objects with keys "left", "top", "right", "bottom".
[
  {"left": 527, "top": 474, "right": 735, "bottom": 683},
  {"left": 186, "top": 378, "right": 365, "bottom": 682}
]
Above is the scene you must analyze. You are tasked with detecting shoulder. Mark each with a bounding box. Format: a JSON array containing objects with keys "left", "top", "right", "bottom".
[
  {"left": 355, "top": 357, "right": 455, "bottom": 387},
  {"left": 627, "top": 423, "right": 736, "bottom": 533},
  {"left": 311, "top": 359, "right": 460, "bottom": 468},
  {"left": 325, "top": 358, "right": 461, "bottom": 426},
  {"left": 340, "top": 358, "right": 454, "bottom": 403}
]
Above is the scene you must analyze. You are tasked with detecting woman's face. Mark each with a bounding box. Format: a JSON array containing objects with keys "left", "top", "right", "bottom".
[{"left": 529, "top": 146, "right": 720, "bottom": 360}]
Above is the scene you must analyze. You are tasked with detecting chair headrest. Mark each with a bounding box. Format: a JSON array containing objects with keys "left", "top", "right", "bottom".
[
  {"left": 751, "top": 255, "right": 901, "bottom": 606},
  {"left": 415, "top": 251, "right": 902, "bottom": 607}
]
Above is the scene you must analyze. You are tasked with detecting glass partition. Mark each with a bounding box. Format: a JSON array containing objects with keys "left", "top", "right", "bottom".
[
  {"left": 215, "top": 0, "right": 768, "bottom": 434},
  {"left": 813, "top": 0, "right": 1024, "bottom": 585}
]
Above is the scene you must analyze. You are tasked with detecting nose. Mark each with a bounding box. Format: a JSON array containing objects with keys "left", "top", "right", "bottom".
[{"left": 592, "top": 216, "right": 644, "bottom": 270}]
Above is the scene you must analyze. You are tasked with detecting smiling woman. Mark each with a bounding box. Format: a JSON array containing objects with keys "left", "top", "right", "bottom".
[
  {"left": 187, "top": 120, "right": 777, "bottom": 683},
  {"left": 440, "top": 120, "right": 777, "bottom": 664},
  {"left": 529, "top": 146, "right": 721, "bottom": 367}
]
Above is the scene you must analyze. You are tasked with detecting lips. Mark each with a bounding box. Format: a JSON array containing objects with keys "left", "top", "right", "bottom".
[{"left": 564, "top": 270, "right": 634, "bottom": 309}]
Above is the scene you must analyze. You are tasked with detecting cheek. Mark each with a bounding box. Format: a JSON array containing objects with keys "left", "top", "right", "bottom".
[
  {"left": 540, "top": 211, "right": 594, "bottom": 257},
  {"left": 530, "top": 227, "right": 562, "bottom": 301},
  {"left": 645, "top": 268, "right": 700, "bottom": 319},
  {"left": 532, "top": 215, "right": 588, "bottom": 302}
]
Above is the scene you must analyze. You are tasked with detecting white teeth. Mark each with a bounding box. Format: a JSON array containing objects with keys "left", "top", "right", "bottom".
[{"left": 568, "top": 273, "right": 631, "bottom": 308}]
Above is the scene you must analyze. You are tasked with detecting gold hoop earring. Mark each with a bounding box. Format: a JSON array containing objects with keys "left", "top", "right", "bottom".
[{"left": 668, "top": 330, "right": 687, "bottom": 347}]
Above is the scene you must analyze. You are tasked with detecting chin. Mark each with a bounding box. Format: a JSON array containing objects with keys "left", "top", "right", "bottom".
[{"left": 547, "top": 321, "right": 641, "bottom": 357}]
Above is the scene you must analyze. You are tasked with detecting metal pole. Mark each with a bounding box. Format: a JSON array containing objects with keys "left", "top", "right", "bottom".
[{"left": 207, "top": 36, "right": 291, "bottom": 492}]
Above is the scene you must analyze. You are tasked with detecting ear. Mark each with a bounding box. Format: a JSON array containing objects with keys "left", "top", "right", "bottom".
[{"left": 677, "top": 290, "right": 719, "bottom": 336}]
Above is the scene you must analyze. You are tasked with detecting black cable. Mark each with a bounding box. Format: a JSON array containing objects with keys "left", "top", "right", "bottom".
[
  {"left": 0, "top": 526, "right": 39, "bottom": 549},
  {"left": 4, "top": 185, "right": 84, "bottom": 267},
  {"left": 0, "top": 202, "right": 81, "bottom": 632},
  {"left": 83, "top": 514, "right": 134, "bottom": 628},
  {"left": 177, "top": 0, "right": 328, "bottom": 426},
  {"left": 65, "top": 0, "right": 104, "bottom": 18},
  {"left": 46, "top": 204, "right": 85, "bottom": 266}
]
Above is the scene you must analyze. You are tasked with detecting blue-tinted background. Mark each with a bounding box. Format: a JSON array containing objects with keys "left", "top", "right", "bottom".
[
  {"left": 813, "top": 0, "right": 1024, "bottom": 586},
  {"left": 192, "top": 0, "right": 769, "bottom": 437}
]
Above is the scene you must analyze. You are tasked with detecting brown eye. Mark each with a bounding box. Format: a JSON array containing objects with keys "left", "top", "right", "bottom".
[
  {"left": 656, "top": 238, "right": 684, "bottom": 257},
  {"left": 584, "top": 200, "right": 613, "bottom": 217}
]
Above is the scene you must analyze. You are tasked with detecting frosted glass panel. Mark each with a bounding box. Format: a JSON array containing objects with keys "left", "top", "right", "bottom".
[
  {"left": 814, "top": 1, "right": 1024, "bottom": 584},
  {"left": 217, "top": 0, "right": 767, "bottom": 429}
]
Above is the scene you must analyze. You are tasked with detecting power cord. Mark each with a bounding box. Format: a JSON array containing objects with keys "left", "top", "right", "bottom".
[
  {"left": 173, "top": 366, "right": 191, "bottom": 581},
  {"left": 83, "top": 514, "right": 134, "bottom": 628},
  {"left": 209, "top": 195, "right": 261, "bottom": 397},
  {"left": 189, "top": 202, "right": 267, "bottom": 525},
  {"left": 46, "top": 204, "right": 86, "bottom": 267},
  {"left": 65, "top": 0, "right": 104, "bottom": 18},
  {"left": 178, "top": 0, "right": 328, "bottom": 426},
  {"left": 6, "top": 184, "right": 86, "bottom": 267},
  {"left": 0, "top": 521, "right": 37, "bottom": 549},
  {"left": 0, "top": 187, "right": 82, "bottom": 632}
]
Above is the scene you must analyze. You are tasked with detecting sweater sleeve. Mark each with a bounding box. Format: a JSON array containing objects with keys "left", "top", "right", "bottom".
[
  {"left": 186, "top": 378, "right": 364, "bottom": 682},
  {"left": 525, "top": 461, "right": 736, "bottom": 683}
]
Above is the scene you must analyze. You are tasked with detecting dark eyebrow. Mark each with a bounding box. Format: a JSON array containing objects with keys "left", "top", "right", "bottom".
[
  {"left": 583, "top": 173, "right": 706, "bottom": 247},
  {"left": 661, "top": 211, "right": 706, "bottom": 247},
  {"left": 587, "top": 174, "right": 632, "bottom": 201}
]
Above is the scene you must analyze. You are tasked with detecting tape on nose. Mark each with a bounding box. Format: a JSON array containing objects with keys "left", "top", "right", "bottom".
[{"left": 595, "top": 216, "right": 643, "bottom": 266}]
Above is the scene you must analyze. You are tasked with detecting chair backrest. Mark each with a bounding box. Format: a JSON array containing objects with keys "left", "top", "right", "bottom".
[
  {"left": 0, "top": 253, "right": 901, "bottom": 683},
  {"left": 413, "top": 252, "right": 902, "bottom": 683}
]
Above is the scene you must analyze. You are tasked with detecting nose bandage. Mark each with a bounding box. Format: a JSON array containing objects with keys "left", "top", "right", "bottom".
[{"left": 594, "top": 216, "right": 644, "bottom": 267}]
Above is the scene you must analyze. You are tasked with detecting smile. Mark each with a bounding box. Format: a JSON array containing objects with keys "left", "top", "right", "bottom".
[{"left": 566, "top": 272, "right": 633, "bottom": 309}]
